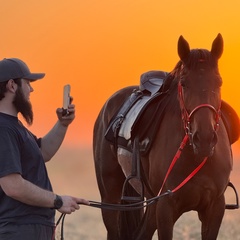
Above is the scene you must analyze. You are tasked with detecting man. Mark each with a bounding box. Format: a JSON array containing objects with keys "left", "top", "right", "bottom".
[{"left": 0, "top": 58, "right": 89, "bottom": 239}]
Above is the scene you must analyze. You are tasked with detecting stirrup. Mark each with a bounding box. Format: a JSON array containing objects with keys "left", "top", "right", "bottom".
[
  {"left": 225, "top": 182, "right": 239, "bottom": 210},
  {"left": 121, "top": 175, "right": 144, "bottom": 202}
]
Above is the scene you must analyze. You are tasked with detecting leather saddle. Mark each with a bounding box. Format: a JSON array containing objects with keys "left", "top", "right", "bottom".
[{"left": 105, "top": 71, "right": 170, "bottom": 153}]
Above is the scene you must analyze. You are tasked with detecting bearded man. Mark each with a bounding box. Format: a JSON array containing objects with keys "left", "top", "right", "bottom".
[{"left": 0, "top": 58, "right": 89, "bottom": 240}]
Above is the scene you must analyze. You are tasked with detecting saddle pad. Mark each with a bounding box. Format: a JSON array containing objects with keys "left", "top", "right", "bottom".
[{"left": 118, "top": 94, "right": 160, "bottom": 140}]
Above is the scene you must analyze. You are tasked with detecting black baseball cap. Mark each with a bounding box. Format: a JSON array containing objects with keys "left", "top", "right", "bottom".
[{"left": 0, "top": 58, "right": 45, "bottom": 82}]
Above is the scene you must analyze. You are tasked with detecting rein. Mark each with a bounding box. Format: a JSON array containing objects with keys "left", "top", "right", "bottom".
[{"left": 158, "top": 134, "right": 207, "bottom": 196}]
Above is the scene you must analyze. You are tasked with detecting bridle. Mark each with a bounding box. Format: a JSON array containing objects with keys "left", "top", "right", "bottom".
[{"left": 178, "top": 81, "right": 221, "bottom": 146}]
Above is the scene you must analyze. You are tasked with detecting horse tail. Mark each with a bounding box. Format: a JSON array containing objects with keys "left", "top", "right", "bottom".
[{"left": 118, "top": 183, "right": 144, "bottom": 240}]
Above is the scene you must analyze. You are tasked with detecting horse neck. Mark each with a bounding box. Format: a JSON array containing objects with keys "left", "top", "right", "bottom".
[{"left": 161, "top": 82, "right": 185, "bottom": 142}]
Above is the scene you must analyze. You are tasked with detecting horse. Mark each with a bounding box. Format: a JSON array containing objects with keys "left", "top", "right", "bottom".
[{"left": 93, "top": 34, "right": 238, "bottom": 240}]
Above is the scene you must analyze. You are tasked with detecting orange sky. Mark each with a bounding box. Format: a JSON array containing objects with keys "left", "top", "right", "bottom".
[{"left": 1, "top": 1, "right": 240, "bottom": 152}]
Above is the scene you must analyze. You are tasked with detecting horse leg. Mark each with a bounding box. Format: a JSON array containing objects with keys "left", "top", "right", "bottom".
[
  {"left": 198, "top": 195, "right": 225, "bottom": 240},
  {"left": 100, "top": 170, "right": 125, "bottom": 240},
  {"left": 155, "top": 197, "right": 181, "bottom": 240},
  {"left": 102, "top": 210, "right": 120, "bottom": 240},
  {"left": 94, "top": 140, "right": 125, "bottom": 240},
  {"left": 134, "top": 204, "right": 157, "bottom": 240}
]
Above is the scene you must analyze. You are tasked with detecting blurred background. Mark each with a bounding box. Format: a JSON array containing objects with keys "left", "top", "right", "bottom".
[{"left": 1, "top": 1, "right": 240, "bottom": 238}]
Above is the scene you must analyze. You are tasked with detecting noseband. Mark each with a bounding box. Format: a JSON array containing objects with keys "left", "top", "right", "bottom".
[{"left": 178, "top": 82, "right": 221, "bottom": 145}]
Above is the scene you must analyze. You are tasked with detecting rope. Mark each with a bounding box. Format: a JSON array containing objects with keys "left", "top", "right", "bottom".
[{"left": 54, "top": 191, "right": 171, "bottom": 239}]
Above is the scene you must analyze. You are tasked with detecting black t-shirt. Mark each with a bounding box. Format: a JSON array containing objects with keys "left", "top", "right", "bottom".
[{"left": 0, "top": 113, "right": 55, "bottom": 226}]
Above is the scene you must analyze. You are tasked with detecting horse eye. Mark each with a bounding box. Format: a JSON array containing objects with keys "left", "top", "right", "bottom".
[{"left": 212, "top": 87, "right": 221, "bottom": 94}]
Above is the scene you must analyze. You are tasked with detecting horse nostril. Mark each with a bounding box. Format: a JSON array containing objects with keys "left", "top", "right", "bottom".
[
  {"left": 192, "top": 131, "right": 218, "bottom": 156},
  {"left": 192, "top": 132, "right": 200, "bottom": 147},
  {"left": 193, "top": 131, "right": 217, "bottom": 146}
]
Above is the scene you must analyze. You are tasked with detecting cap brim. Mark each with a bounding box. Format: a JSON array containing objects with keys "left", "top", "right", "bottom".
[{"left": 24, "top": 73, "right": 45, "bottom": 82}]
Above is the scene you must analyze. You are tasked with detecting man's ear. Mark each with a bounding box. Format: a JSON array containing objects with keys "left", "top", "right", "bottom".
[{"left": 6, "top": 79, "right": 18, "bottom": 93}]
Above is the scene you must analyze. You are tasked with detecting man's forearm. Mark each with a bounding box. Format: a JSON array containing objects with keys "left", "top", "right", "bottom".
[
  {"left": 1, "top": 173, "right": 55, "bottom": 208},
  {"left": 41, "top": 121, "right": 68, "bottom": 162}
]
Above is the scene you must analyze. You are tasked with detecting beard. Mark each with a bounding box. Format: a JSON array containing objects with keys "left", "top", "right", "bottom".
[{"left": 12, "top": 88, "right": 33, "bottom": 125}]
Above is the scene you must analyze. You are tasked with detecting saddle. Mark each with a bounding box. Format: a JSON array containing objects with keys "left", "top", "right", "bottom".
[{"left": 105, "top": 71, "right": 171, "bottom": 153}]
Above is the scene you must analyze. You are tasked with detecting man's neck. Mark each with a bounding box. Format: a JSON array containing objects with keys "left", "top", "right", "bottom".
[{"left": 0, "top": 101, "right": 17, "bottom": 117}]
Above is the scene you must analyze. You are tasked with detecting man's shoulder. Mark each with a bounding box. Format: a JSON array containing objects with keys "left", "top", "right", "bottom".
[
  {"left": 0, "top": 114, "right": 27, "bottom": 139},
  {"left": 0, "top": 113, "right": 18, "bottom": 125}
]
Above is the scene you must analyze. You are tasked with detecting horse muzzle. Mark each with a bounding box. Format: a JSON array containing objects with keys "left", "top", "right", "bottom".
[{"left": 190, "top": 130, "right": 218, "bottom": 157}]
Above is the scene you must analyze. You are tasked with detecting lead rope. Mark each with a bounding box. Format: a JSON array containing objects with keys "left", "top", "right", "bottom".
[{"left": 52, "top": 213, "right": 66, "bottom": 240}]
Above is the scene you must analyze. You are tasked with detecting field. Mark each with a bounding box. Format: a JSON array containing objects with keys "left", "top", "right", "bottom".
[{"left": 48, "top": 147, "right": 240, "bottom": 240}]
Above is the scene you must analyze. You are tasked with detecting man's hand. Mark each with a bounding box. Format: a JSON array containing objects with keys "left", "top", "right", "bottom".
[
  {"left": 56, "top": 97, "right": 75, "bottom": 127},
  {"left": 58, "top": 196, "right": 90, "bottom": 214}
]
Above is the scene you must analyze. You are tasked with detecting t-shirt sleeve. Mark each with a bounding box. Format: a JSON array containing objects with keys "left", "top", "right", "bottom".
[{"left": 0, "top": 127, "right": 22, "bottom": 177}]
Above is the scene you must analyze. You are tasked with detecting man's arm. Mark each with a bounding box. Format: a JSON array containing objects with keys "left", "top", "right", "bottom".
[
  {"left": 41, "top": 103, "right": 75, "bottom": 162},
  {"left": 0, "top": 173, "right": 89, "bottom": 214}
]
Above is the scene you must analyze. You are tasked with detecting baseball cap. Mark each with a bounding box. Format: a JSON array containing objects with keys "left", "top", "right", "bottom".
[{"left": 0, "top": 58, "right": 45, "bottom": 82}]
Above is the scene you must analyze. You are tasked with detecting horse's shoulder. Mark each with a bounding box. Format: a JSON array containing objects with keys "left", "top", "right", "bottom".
[{"left": 97, "top": 86, "right": 136, "bottom": 124}]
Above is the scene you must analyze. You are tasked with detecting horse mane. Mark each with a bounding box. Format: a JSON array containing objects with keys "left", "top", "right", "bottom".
[
  {"left": 168, "top": 48, "right": 219, "bottom": 86},
  {"left": 171, "top": 49, "right": 218, "bottom": 77},
  {"left": 163, "top": 48, "right": 219, "bottom": 116},
  {"left": 184, "top": 49, "right": 218, "bottom": 69}
]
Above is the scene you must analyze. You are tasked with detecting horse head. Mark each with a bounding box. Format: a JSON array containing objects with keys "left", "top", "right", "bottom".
[{"left": 177, "top": 34, "right": 223, "bottom": 157}]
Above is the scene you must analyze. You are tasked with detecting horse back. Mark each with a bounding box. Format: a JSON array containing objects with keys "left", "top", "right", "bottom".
[{"left": 96, "top": 86, "right": 136, "bottom": 123}]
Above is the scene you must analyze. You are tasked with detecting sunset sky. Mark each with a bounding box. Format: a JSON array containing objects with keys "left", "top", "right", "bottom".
[{"left": 1, "top": 1, "right": 240, "bottom": 152}]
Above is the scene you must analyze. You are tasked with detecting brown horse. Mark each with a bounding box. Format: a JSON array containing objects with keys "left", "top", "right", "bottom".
[{"left": 93, "top": 34, "right": 238, "bottom": 240}]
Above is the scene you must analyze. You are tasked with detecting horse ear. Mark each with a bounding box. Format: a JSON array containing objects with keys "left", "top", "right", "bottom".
[
  {"left": 211, "top": 33, "right": 224, "bottom": 59},
  {"left": 178, "top": 35, "right": 190, "bottom": 62}
]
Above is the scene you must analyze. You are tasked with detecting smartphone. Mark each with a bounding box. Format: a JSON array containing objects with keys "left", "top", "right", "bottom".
[{"left": 62, "top": 84, "right": 71, "bottom": 116}]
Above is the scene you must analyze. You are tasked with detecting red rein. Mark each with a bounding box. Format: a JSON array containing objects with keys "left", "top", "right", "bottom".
[
  {"left": 157, "top": 82, "right": 221, "bottom": 196},
  {"left": 157, "top": 134, "right": 207, "bottom": 196}
]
